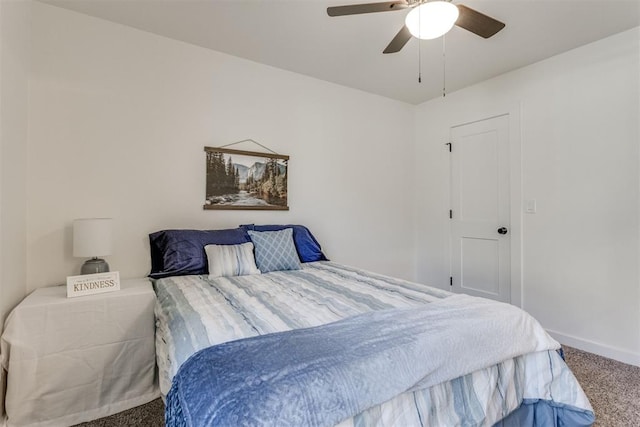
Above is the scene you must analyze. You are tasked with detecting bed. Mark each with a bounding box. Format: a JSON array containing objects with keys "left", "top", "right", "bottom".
[{"left": 149, "top": 225, "right": 595, "bottom": 427}]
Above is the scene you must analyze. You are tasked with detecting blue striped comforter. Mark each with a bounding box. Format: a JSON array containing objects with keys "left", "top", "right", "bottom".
[{"left": 154, "top": 262, "right": 594, "bottom": 426}]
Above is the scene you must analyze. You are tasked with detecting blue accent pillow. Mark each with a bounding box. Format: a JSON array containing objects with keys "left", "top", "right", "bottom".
[
  {"left": 247, "top": 228, "right": 302, "bottom": 273},
  {"left": 149, "top": 228, "right": 251, "bottom": 278},
  {"left": 240, "top": 224, "right": 328, "bottom": 263}
]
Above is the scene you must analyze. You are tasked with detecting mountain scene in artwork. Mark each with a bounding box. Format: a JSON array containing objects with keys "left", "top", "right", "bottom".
[{"left": 205, "top": 151, "right": 288, "bottom": 208}]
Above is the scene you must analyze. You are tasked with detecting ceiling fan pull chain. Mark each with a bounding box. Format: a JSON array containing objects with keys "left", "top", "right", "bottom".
[
  {"left": 418, "top": 7, "right": 422, "bottom": 83},
  {"left": 418, "top": 39, "right": 422, "bottom": 83},
  {"left": 442, "top": 34, "right": 446, "bottom": 97}
]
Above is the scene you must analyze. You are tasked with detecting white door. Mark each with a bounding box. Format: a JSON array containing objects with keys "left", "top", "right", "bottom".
[{"left": 450, "top": 115, "right": 510, "bottom": 303}]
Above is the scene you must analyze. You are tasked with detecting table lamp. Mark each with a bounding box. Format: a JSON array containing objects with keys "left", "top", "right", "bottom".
[{"left": 73, "top": 218, "right": 113, "bottom": 274}]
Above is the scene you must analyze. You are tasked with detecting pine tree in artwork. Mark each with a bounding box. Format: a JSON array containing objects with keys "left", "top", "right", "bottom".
[
  {"left": 206, "top": 151, "right": 240, "bottom": 198},
  {"left": 226, "top": 157, "right": 234, "bottom": 191}
]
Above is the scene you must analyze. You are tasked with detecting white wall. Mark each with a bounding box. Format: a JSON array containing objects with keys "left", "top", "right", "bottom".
[
  {"left": 414, "top": 28, "right": 640, "bottom": 365},
  {"left": 0, "top": 0, "right": 29, "bottom": 328},
  {"left": 0, "top": 0, "right": 30, "bottom": 419},
  {"left": 26, "top": 2, "right": 416, "bottom": 291}
]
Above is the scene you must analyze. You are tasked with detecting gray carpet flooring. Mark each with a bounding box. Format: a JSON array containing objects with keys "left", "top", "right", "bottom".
[
  {"left": 563, "top": 346, "right": 639, "bottom": 426},
  {"left": 74, "top": 346, "right": 639, "bottom": 426}
]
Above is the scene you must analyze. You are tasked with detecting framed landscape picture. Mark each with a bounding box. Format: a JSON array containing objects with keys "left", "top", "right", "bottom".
[{"left": 203, "top": 146, "right": 289, "bottom": 210}]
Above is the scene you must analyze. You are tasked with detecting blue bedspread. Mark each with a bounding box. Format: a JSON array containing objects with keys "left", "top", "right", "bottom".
[{"left": 165, "top": 293, "right": 593, "bottom": 427}]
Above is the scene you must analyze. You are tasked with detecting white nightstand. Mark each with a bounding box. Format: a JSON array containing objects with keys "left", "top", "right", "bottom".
[{"left": 0, "top": 278, "right": 160, "bottom": 427}]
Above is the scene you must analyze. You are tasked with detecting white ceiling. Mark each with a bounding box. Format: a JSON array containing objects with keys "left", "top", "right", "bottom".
[{"left": 39, "top": 0, "right": 640, "bottom": 104}]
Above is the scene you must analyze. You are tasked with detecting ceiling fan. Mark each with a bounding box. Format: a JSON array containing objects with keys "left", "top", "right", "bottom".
[{"left": 327, "top": 0, "right": 505, "bottom": 54}]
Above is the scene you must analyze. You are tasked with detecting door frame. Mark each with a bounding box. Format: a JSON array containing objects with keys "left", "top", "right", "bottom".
[{"left": 444, "top": 104, "right": 523, "bottom": 307}]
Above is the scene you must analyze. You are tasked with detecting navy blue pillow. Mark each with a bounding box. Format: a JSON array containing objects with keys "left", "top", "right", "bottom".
[
  {"left": 240, "top": 224, "right": 328, "bottom": 263},
  {"left": 149, "top": 228, "right": 251, "bottom": 279}
]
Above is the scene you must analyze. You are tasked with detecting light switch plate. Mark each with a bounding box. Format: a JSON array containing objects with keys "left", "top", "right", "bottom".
[{"left": 525, "top": 199, "right": 537, "bottom": 214}]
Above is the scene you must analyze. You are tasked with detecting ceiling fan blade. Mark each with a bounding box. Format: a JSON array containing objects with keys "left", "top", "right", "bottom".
[
  {"left": 455, "top": 5, "right": 505, "bottom": 38},
  {"left": 327, "top": 1, "right": 408, "bottom": 17},
  {"left": 383, "top": 25, "right": 412, "bottom": 54}
]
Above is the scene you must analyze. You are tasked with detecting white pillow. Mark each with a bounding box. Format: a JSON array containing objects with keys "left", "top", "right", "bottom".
[{"left": 205, "top": 242, "right": 261, "bottom": 279}]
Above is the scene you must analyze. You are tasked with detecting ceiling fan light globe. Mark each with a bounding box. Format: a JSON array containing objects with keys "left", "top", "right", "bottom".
[{"left": 405, "top": 1, "right": 459, "bottom": 40}]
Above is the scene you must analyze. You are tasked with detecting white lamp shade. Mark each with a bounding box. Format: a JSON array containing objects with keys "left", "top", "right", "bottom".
[
  {"left": 73, "top": 218, "right": 113, "bottom": 257},
  {"left": 405, "top": 1, "right": 460, "bottom": 40}
]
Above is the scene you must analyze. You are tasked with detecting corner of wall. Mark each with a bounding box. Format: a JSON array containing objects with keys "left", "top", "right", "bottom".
[{"left": 0, "top": 0, "right": 30, "bottom": 332}]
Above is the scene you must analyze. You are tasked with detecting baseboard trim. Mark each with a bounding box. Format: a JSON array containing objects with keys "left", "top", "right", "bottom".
[{"left": 547, "top": 329, "right": 640, "bottom": 367}]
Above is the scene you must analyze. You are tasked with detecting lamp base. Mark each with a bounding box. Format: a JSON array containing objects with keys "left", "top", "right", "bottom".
[{"left": 81, "top": 258, "right": 110, "bottom": 275}]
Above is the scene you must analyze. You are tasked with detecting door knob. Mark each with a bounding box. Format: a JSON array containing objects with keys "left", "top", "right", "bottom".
[{"left": 497, "top": 227, "right": 508, "bottom": 235}]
